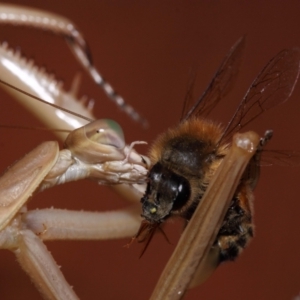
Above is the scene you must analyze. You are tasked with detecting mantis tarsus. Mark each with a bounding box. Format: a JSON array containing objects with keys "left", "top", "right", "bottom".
[{"left": 1, "top": 2, "right": 300, "bottom": 300}]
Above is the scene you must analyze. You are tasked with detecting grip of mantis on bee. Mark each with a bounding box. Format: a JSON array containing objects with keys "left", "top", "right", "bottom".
[
  {"left": 64, "top": 119, "right": 127, "bottom": 164},
  {"left": 39, "top": 119, "right": 149, "bottom": 190}
]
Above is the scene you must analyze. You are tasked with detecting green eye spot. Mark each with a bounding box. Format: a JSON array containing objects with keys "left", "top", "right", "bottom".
[{"left": 105, "top": 119, "right": 124, "bottom": 138}]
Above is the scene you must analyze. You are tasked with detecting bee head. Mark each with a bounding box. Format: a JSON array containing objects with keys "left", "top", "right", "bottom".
[{"left": 141, "top": 162, "right": 191, "bottom": 223}]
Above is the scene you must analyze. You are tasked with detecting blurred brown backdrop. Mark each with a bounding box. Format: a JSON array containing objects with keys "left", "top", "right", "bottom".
[{"left": 0, "top": 1, "right": 300, "bottom": 299}]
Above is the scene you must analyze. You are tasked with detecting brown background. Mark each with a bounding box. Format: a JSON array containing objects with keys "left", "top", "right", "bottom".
[{"left": 0, "top": 1, "right": 300, "bottom": 299}]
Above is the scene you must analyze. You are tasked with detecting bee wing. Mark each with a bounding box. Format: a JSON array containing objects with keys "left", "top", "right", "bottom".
[
  {"left": 181, "top": 67, "right": 198, "bottom": 120},
  {"left": 220, "top": 48, "right": 300, "bottom": 144},
  {"left": 260, "top": 150, "right": 300, "bottom": 166},
  {"left": 182, "top": 36, "right": 245, "bottom": 121}
]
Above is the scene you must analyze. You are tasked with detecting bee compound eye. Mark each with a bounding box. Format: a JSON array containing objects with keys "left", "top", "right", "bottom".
[
  {"left": 85, "top": 119, "right": 125, "bottom": 148},
  {"left": 172, "top": 177, "right": 191, "bottom": 211}
]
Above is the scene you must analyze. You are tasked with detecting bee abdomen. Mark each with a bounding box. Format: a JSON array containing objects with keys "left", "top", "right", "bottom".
[
  {"left": 217, "top": 227, "right": 253, "bottom": 262},
  {"left": 216, "top": 193, "right": 254, "bottom": 263}
]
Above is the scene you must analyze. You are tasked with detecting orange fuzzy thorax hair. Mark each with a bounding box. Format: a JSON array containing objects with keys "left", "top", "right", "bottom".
[{"left": 149, "top": 118, "right": 227, "bottom": 165}]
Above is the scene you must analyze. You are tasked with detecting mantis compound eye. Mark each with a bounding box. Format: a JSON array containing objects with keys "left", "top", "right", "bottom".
[
  {"left": 64, "top": 119, "right": 126, "bottom": 163},
  {"left": 85, "top": 119, "right": 125, "bottom": 149}
]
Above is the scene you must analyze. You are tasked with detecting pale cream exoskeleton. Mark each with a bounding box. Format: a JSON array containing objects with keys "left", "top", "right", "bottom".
[
  {"left": 0, "top": 3, "right": 152, "bottom": 299},
  {"left": 0, "top": 94, "right": 150, "bottom": 299}
]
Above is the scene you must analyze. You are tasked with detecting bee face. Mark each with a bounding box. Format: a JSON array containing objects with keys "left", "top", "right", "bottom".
[
  {"left": 141, "top": 161, "right": 191, "bottom": 222},
  {"left": 136, "top": 37, "right": 300, "bottom": 270},
  {"left": 142, "top": 118, "right": 226, "bottom": 223}
]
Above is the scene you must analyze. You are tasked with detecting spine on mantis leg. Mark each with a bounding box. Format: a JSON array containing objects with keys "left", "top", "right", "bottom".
[
  {"left": 0, "top": 42, "right": 94, "bottom": 139},
  {"left": 0, "top": 4, "right": 147, "bottom": 126}
]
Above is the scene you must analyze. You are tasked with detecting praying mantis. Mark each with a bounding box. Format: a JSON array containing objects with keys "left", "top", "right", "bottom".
[
  {"left": 1, "top": 1, "right": 300, "bottom": 300},
  {"left": 0, "top": 3, "right": 153, "bottom": 299}
]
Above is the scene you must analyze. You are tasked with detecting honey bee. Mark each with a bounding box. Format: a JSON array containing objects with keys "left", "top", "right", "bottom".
[{"left": 136, "top": 36, "right": 300, "bottom": 265}]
